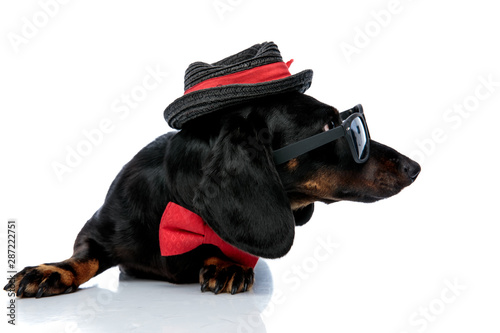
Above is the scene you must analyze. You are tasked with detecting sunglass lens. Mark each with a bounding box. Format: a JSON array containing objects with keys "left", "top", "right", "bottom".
[{"left": 349, "top": 117, "right": 368, "bottom": 161}]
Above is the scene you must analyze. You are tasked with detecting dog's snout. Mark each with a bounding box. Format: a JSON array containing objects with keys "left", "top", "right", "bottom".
[{"left": 401, "top": 158, "right": 421, "bottom": 182}]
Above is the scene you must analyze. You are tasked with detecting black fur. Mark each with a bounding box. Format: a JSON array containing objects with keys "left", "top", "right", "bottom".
[{"left": 5, "top": 92, "right": 420, "bottom": 296}]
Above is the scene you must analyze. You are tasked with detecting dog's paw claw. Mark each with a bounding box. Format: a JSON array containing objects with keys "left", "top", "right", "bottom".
[
  {"left": 16, "top": 283, "right": 26, "bottom": 298},
  {"left": 199, "top": 257, "right": 254, "bottom": 295},
  {"left": 35, "top": 287, "right": 45, "bottom": 299}
]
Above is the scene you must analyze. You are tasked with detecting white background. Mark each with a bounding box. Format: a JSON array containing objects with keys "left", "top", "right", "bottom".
[{"left": 1, "top": 0, "right": 499, "bottom": 332}]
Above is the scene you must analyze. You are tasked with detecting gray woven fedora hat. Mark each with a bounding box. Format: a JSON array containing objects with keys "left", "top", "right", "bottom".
[{"left": 164, "top": 42, "right": 313, "bottom": 129}]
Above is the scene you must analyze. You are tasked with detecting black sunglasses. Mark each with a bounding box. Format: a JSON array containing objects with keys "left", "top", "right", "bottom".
[{"left": 273, "top": 104, "right": 370, "bottom": 165}]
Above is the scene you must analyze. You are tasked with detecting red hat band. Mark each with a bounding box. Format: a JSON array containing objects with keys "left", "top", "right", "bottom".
[{"left": 184, "top": 60, "right": 294, "bottom": 95}]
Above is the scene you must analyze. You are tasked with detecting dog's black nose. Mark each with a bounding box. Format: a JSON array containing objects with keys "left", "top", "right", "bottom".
[{"left": 402, "top": 159, "right": 421, "bottom": 182}]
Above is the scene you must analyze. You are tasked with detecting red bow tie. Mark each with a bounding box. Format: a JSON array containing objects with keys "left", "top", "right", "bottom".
[{"left": 159, "top": 202, "right": 259, "bottom": 268}]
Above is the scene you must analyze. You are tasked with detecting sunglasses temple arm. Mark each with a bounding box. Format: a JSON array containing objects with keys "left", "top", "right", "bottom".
[{"left": 273, "top": 128, "right": 345, "bottom": 165}]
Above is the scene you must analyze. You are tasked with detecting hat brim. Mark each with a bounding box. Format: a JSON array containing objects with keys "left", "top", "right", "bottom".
[{"left": 164, "top": 69, "right": 313, "bottom": 129}]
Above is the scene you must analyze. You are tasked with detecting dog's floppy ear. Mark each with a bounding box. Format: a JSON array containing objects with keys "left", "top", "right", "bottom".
[
  {"left": 293, "top": 204, "right": 314, "bottom": 226},
  {"left": 193, "top": 114, "right": 294, "bottom": 259}
]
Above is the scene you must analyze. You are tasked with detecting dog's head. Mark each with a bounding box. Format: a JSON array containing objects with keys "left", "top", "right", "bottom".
[{"left": 188, "top": 92, "right": 420, "bottom": 259}]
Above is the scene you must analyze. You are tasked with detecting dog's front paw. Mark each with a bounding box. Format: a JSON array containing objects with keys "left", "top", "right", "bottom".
[
  {"left": 4, "top": 264, "right": 77, "bottom": 298},
  {"left": 4, "top": 259, "right": 98, "bottom": 298},
  {"left": 199, "top": 257, "right": 254, "bottom": 294}
]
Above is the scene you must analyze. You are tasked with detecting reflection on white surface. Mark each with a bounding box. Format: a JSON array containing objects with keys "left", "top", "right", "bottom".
[{"left": 16, "top": 261, "right": 273, "bottom": 333}]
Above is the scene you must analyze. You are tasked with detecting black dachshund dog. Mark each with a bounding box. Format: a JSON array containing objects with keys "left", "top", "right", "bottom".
[{"left": 5, "top": 91, "right": 420, "bottom": 297}]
